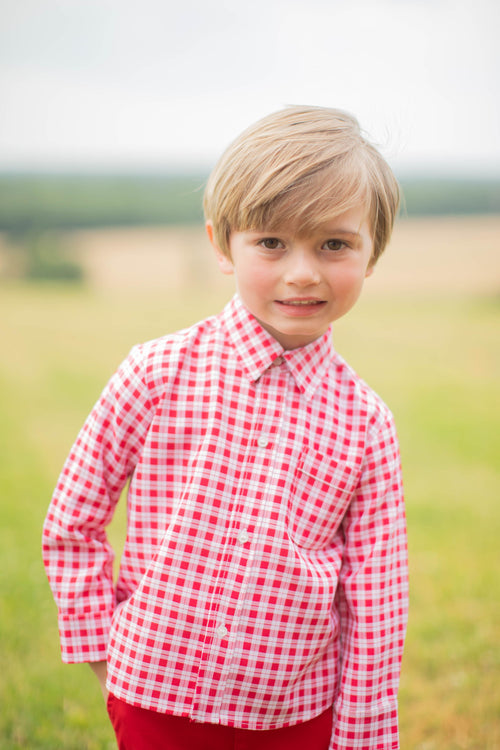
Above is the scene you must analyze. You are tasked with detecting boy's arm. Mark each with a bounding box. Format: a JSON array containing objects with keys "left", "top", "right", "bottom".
[
  {"left": 331, "top": 413, "right": 408, "bottom": 750},
  {"left": 42, "top": 345, "right": 155, "bottom": 665},
  {"left": 89, "top": 661, "right": 109, "bottom": 701}
]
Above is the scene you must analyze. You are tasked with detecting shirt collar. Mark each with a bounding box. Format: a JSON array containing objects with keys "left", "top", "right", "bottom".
[{"left": 221, "top": 295, "right": 335, "bottom": 400}]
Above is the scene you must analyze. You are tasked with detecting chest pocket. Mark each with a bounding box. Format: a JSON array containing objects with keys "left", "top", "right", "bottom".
[{"left": 287, "top": 450, "right": 359, "bottom": 550}]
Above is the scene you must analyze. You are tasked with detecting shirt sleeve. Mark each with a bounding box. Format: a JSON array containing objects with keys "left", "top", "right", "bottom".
[
  {"left": 42, "top": 345, "right": 156, "bottom": 663},
  {"left": 330, "top": 411, "right": 409, "bottom": 750}
]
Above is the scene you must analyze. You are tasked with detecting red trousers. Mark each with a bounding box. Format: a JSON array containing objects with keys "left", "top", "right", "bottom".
[{"left": 107, "top": 693, "right": 333, "bottom": 750}]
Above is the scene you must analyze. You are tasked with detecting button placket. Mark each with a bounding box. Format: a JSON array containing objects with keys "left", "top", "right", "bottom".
[
  {"left": 217, "top": 375, "right": 289, "bottom": 718},
  {"left": 198, "top": 365, "right": 287, "bottom": 721},
  {"left": 193, "top": 376, "right": 270, "bottom": 718}
]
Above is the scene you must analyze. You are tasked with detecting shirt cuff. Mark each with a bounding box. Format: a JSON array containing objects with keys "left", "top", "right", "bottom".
[
  {"left": 58, "top": 609, "right": 112, "bottom": 663},
  {"left": 329, "top": 699, "right": 400, "bottom": 750}
]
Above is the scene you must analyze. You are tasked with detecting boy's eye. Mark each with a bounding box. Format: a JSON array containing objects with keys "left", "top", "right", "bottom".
[
  {"left": 324, "top": 239, "right": 346, "bottom": 252},
  {"left": 260, "top": 238, "right": 282, "bottom": 250}
]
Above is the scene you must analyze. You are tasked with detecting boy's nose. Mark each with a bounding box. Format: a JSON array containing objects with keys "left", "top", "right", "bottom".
[{"left": 284, "top": 250, "right": 321, "bottom": 287}]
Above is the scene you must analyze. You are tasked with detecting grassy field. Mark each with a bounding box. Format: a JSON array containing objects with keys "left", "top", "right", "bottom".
[{"left": 1, "top": 217, "right": 499, "bottom": 748}]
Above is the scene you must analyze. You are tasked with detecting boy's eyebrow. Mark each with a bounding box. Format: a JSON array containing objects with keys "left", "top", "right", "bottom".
[
  {"left": 247, "top": 226, "right": 366, "bottom": 240},
  {"left": 322, "top": 225, "right": 363, "bottom": 235},
  {"left": 322, "top": 228, "right": 363, "bottom": 239},
  {"left": 255, "top": 226, "right": 362, "bottom": 235}
]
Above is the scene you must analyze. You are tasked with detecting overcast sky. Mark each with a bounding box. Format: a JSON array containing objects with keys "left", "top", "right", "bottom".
[{"left": 1, "top": 0, "right": 499, "bottom": 176}]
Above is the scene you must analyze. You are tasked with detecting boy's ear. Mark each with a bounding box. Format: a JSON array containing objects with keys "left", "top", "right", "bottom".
[{"left": 206, "top": 221, "right": 234, "bottom": 275}]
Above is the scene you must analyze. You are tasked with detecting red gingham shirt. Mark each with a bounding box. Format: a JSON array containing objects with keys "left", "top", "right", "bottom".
[{"left": 43, "top": 294, "right": 408, "bottom": 749}]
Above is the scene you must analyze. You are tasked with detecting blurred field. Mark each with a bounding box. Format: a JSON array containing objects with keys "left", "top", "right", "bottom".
[
  {"left": 1, "top": 215, "right": 499, "bottom": 748},
  {"left": 40, "top": 214, "right": 500, "bottom": 294}
]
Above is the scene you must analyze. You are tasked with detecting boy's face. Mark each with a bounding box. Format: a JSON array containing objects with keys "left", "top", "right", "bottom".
[{"left": 208, "top": 206, "right": 374, "bottom": 350}]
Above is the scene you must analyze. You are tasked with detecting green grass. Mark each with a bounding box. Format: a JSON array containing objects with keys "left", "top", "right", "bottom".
[{"left": 1, "top": 281, "right": 499, "bottom": 749}]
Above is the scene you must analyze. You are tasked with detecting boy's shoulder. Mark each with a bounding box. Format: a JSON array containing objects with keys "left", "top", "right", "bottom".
[
  {"left": 137, "top": 311, "right": 219, "bottom": 356},
  {"left": 330, "top": 348, "right": 395, "bottom": 431},
  {"left": 121, "top": 310, "right": 222, "bottom": 386}
]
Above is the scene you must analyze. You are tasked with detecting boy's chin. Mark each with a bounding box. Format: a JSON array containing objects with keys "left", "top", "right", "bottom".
[{"left": 262, "top": 322, "right": 328, "bottom": 350}]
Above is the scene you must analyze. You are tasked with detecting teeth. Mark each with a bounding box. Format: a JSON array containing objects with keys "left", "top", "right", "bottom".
[{"left": 284, "top": 300, "right": 321, "bottom": 305}]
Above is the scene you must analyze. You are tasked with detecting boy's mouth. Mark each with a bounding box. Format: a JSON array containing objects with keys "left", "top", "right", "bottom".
[{"left": 277, "top": 298, "right": 325, "bottom": 306}]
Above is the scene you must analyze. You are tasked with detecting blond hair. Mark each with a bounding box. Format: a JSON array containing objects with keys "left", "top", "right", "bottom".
[{"left": 203, "top": 105, "right": 400, "bottom": 265}]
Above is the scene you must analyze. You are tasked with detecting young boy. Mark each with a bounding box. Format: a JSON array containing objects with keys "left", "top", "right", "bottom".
[{"left": 43, "top": 106, "right": 408, "bottom": 750}]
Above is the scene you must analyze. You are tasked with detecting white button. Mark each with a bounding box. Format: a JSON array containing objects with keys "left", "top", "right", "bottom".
[
  {"left": 257, "top": 435, "right": 269, "bottom": 448},
  {"left": 216, "top": 624, "right": 228, "bottom": 638},
  {"left": 237, "top": 529, "right": 250, "bottom": 544},
  {"left": 272, "top": 356, "right": 284, "bottom": 366}
]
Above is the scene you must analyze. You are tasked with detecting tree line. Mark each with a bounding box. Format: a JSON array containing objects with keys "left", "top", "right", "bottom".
[{"left": 0, "top": 173, "right": 499, "bottom": 234}]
